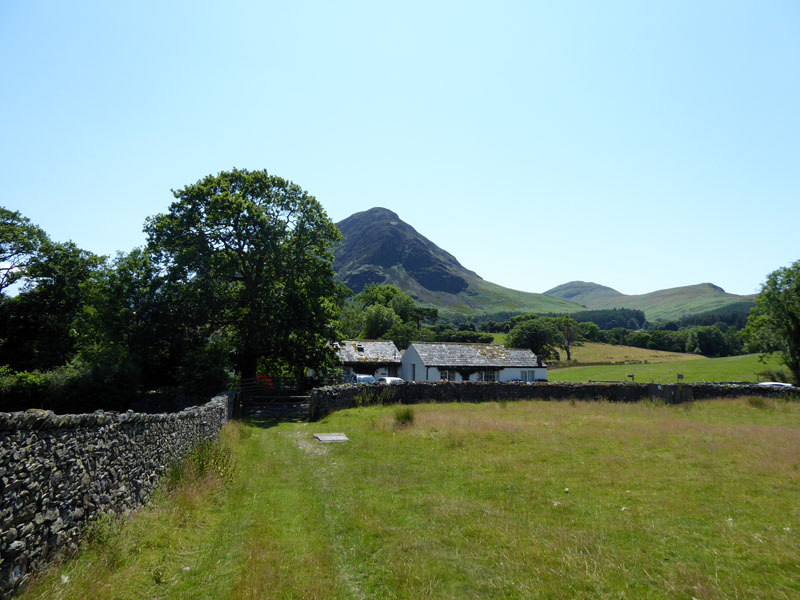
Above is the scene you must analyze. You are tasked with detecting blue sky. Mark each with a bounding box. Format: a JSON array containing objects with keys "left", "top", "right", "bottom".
[{"left": 2, "top": 1, "right": 798, "bottom": 296}]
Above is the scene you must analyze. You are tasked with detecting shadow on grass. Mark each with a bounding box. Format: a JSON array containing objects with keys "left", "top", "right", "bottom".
[{"left": 238, "top": 396, "right": 311, "bottom": 428}]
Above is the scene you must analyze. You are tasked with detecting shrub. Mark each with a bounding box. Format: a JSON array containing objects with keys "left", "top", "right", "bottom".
[
  {"left": 189, "top": 438, "right": 236, "bottom": 482},
  {"left": 165, "top": 437, "right": 236, "bottom": 491},
  {"left": 746, "top": 396, "right": 773, "bottom": 410},
  {"left": 394, "top": 406, "right": 415, "bottom": 427},
  {"left": 85, "top": 513, "right": 124, "bottom": 569}
]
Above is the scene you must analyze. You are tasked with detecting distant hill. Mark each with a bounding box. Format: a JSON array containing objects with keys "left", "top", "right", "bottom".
[
  {"left": 543, "top": 281, "right": 623, "bottom": 306},
  {"left": 544, "top": 281, "right": 755, "bottom": 322},
  {"left": 334, "top": 209, "right": 756, "bottom": 321},
  {"left": 334, "top": 208, "right": 583, "bottom": 316}
]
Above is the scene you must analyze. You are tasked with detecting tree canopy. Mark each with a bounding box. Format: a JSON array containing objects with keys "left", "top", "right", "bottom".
[
  {"left": 145, "top": 168, "right": 344, "bottom": 379},
  {"left": 339, "top": 283, "right": 439, "bottom": 348},
  {"left": 0, "top": 207, "right": 47, "bottom": 294},
  {"left": 0, "top": 240, "right": 105, "bottom": 371},
  {"left": 506, "top": 317, "right": 561, "bottom": 359},
  {"left": 744, "top": 259, "right": 800, "bottom": 383}
]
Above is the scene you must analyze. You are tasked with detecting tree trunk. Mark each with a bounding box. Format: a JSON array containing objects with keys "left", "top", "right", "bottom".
[{"left": 239, "top": 352, "right": 258, "bottom": 381}]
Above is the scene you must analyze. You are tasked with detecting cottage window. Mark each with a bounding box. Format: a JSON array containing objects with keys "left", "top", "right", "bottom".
[{"left": 478, "top": 371, "right": 497, "bottom": 382}]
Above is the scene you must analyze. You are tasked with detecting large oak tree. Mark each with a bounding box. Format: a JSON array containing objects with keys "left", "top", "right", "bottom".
[{"left": 145, "top": 169, "right": 344, "bottom": 379}]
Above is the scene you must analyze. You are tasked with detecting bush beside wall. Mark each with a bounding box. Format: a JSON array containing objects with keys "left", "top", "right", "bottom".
[{"left": 0, "top": 395, "right": 228, "bottom": 598}]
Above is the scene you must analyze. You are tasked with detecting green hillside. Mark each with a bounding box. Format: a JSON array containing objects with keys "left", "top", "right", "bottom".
[
  {"left": 549, "top": 353, "right": 788, "bottom": 384},
  {"left": 545, "top": 281, "right": 755, "bottom": 322},
  {"left": 543, "top": 281, "right": 623, "bottom": 306}
]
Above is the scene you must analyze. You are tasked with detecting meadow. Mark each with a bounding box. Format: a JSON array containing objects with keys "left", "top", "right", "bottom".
[
  {"left": 552, "top": 342, "right": 708, "bottom": 366},
  {"left": 549, "top": 352, "right": 788, "bottom": 384},
  {"left": 21, "top": 399, "right": 800, "bottom": 599}
]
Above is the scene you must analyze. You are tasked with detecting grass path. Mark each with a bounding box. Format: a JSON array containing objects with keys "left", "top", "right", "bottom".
[{"left": 21, "top": 400, "right": 800, "bottom": 599}]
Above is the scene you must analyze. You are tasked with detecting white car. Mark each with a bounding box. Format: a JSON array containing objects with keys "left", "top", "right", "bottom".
[
  {"left": 757, "top": 381, "right": 796, "bottom": 389},
  {"left": 348, "top": 374, "right": 376, "bottom": 384},
  {"left": 377, "top": 377, "right": 404, "bottom": 385}
]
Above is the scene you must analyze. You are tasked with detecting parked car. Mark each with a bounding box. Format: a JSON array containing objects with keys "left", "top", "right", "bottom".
[
  {"left": 757, "top": 381, "right": 796, "bottom": 389},
  {"left": 348, "top": 374, "right": 376, "bottom": 384},
  {"left": 378, "top": 377, "right": 404, "bottom": 385}
]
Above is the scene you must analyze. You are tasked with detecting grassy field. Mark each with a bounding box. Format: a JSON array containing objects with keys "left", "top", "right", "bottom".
[
  {"left": 554, "top": 342, "right": 707, "bottom": 366},
  {"left": 549, "top": 353, "right": 789, "bottom": 384},
  {"left": 21, "top": 400, "right": 800, "bottom": 599},
  {"left": 489, "top": 332, "right": 507, "bottom": 345}
]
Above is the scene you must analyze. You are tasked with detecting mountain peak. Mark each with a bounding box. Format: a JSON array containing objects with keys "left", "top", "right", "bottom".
[
  {"left": 335, "top": 208, "right": 472, "bottom": 295},
  {"left": 347, "top": 207, "right": 400, "bottom": 221},
  {"left": 333, "top": 209, "right": 583, "bottom": 316},
  {"left": 699, "top": 282, "right": 725, "bottom": 293}
]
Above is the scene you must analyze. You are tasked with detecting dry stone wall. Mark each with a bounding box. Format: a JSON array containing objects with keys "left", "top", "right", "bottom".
[
  {"left": 0, "top": 395, "right": 228, "bottom": 598},
  {"left": 309, "top": 382, "right": 792, "bottom": 420}
]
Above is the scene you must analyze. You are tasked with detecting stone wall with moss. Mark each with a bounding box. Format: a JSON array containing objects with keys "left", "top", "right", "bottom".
[
  {"left": 0, "top": 395, "right": 228, "bottom": 598},
  {"left": 309, "top": 382, "right": 791, "bottom": 420}
]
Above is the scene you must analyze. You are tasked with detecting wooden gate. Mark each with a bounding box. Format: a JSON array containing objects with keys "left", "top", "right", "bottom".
[{"left": 233, "top": 376, "right": 340, "bottom": 419}]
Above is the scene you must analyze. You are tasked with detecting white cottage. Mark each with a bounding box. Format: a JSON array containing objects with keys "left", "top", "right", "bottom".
[{"left": 400, "top": 342, "right": 547, "bottom": 383}]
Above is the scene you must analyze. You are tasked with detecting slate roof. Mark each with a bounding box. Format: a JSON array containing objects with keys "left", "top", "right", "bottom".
[
  {"left": 409, "top": 343, "right": 542, "bottom": 368},
  {"left": 333, "top": 340, "right": 402, "bottom": 365}
]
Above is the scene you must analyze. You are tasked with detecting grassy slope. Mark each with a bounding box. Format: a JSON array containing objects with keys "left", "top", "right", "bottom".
[
  {"left": 545, "top": 282, "right": 756, "bottom": 322},
  {"left": 460, "top": 279, "right": 583, "bottom": 316},
  {"left": 582, "top": 284, "right": 755, "bottom": 322},
  {"left": 549, "top": 352, "right": 788, "bottom": 383},
  {"left": 543, "top": 281, "right": 623, "bottom": 305},
  {"left": 559, "top": 342, "right": 707, "bottom": 365},
  {"left": 23, "top": 401, "right": 800, "bottom": 599},
  {"left": 389, "top": 269, "right": 585, "bottom": 316}
]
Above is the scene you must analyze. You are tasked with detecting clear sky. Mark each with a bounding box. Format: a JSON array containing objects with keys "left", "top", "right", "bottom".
[{"left": 2, "top": 1, "right": 798, "bottom": 296}]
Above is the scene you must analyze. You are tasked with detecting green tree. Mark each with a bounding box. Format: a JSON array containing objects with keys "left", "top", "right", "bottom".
[
  {"left": 356, "top": 283, "right": 404, "bottom": 308},
  {"left": 384, "top": 321, "right": 419, "bottom": 349},
  {"left": 685, "top": 325, "right": 730, "bottom": 357},
  {"left": 410, "top": 306, "right": 438, "bottom": 330},
  {"left": 627, "top": 331, "right": 652, "bottom": 349},
  {"left": 338, "top": 301, "right": 367, "bottom": 338},
  {"left": 553, "top": 316, "right": 583, "bottom": 361},
  {"left": 362, "top": 304, "right": 401, "bottom": 339},
  {"left": 0, "top": 207, "right": 48, "bottom": 294},
  {"left": 506, "top": 317, "right": 560, "bottom": 359},
  {"left": 0, "top": 240, "right": 105, "bottom": 370},
  {"left": 578, "top": 321, "right": 602, "bottom": 342},
  {"left": 389, "top": 293, "right": 416, "bottom": 322},
  {"left": 75, "top": 248, "right": 232, "bottom": 395},
  {"left": 145, "top": 168, "right": 344, "bottom": 379},
  {"left": 744, "top": 260, "right": 800, "bottom": 383}
]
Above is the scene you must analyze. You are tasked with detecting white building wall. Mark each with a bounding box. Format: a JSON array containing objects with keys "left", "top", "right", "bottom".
[
  {"left": 400, "top": 344, "right": 548, "bottom": 382},
  {"left": 498, "top": 367, "right": 547, "bottom": 382},
  {"left": 499, "top": 368, "right": 523, "bottom": 382},
  {"left": 400, "top": 345, "right": 426, "bottom": 381}
]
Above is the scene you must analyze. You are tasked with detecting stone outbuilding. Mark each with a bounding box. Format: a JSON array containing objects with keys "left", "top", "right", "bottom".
[{"left": 332, "top": 340, "right": 402, "bottom": 380}]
